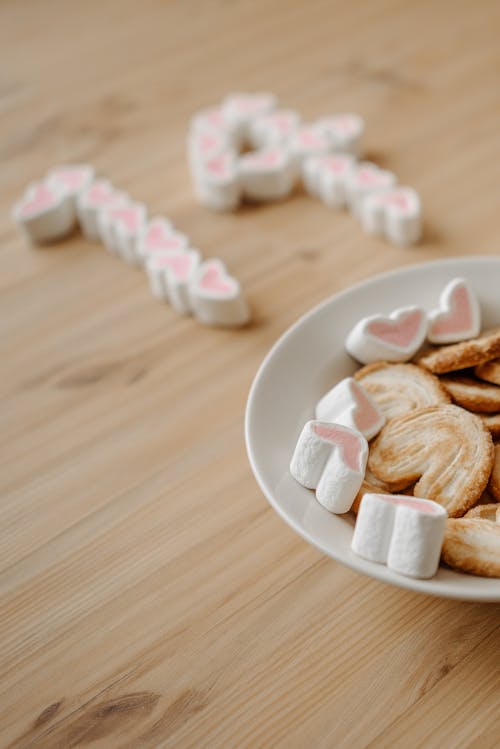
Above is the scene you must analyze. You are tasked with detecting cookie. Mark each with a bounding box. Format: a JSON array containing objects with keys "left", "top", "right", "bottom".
[
  {"left": 354, "top": 362, "right": 450, "bottom": 420},
  {"left": 464, "top": 504, "right": 499, "bottom": 521},
  {"left": 368, "top": 404, "right": 494, "bottom": 517},
  {"left": 441, "top": 518, "right": 500, "bottom": 578},
  {"left": 440, "top": 374, "right": 500, "bottom": 413},
  {"left": 416, "top": 328, "right": 500, "bottom": 374},
  {"left": 489, "top": 443, "right": 500, "bottom": 501},
  {"left": 474, "top": 358, "right": 500, "bottom": 386},
  {"left": 480, "top": 413, "right": 500, "bottom": 439}
]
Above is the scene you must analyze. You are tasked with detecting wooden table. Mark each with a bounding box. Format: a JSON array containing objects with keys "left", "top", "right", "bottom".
[{"left": 2, "top": 1, "right": 500, "bottom": 746}]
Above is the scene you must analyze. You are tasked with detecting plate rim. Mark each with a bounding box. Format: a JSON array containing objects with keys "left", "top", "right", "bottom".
[{"left": 245, "top": 255, "right": 500, "bottom": 602}]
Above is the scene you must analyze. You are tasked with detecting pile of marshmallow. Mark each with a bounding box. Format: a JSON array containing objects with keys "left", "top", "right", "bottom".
[
  {"left": 289, "top": 278, "right": 483, "bottom": 580},
  {"left": 12, "top": 165, "right": 250, "bottom": 328},
  {"left": 188, "top": 92, "right": 422, "bottom": 246}
]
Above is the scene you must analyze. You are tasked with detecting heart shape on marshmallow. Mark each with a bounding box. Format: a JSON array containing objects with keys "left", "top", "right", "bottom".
[
  {"left": 346, "top": 306, "right": 428, "bottom": 364},
  {"left": 83, "top": 180, "right": 118, "bottom": 207},
  {"left": 204, "top": 153, "right": 236, "bottom": 180},
  {"left": 361, "top": 187, "right": 422, "bottom": 245},
  {"left": 315, "top": 377, "right": 385, "bottom": 441},
  {"left": 351, "top": 492, "right": 447, "bottom": 579},
  {"left": 240, "top": 149, "right": 285, "bottom": 170},
  {"left": 427, "top": 278, "right": 481, "bottom": 344},
  {"left": 16, "top": 183, "right": 60, "bottom": 218},
  {"left": 290, "top": 420, "right": 368, "bottom": 513},
  {"left": 196, "top": 260, "right": 238, "bottom": 296},
  {"left": 48, "top": 165, "right": 94, "bottom": 192},
  {"left": 109, "top": 204, "right": 145, "bottom": 234},
  {"left": 154, "top": 250, "right": 197, "bottom": 281}
]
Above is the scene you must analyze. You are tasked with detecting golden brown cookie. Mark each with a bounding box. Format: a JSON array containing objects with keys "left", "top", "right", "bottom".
[
  {"left": 474, "top": 358, "right": 500, "bottom": 385},
  {"left": 354, "top": 361, "right": 450, "bottom": 420},
  {"left": 368, "top": 404, "right": 494, "bottom": 517},
  {"left": 440, "top": 374, "right": 500, "bottom": 413},
  {"left": 441, "top": 519, "right": 500, "bottom": 577},
  {"left": 464, "top": 504, "right": 499, "bottom": 521},
  {"left": 351, "top": 479, "right": 390, "bottom": 515},
  {"left": 489, "top": 443, "right": 500, "bottom": 501},
  {"left": 479, "top": 413, "right": 500, "bottom": 439},
  {"left": 416, "top": 328, "right": 500, "bottom": 374}
]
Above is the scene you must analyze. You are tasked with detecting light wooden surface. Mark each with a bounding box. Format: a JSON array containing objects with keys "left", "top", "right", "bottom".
[{"left": 2, "top": 1, "right": 500, "bottom": 747}]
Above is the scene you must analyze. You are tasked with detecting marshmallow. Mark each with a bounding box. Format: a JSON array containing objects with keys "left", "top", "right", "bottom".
[
  {"left": 351, "top": 493, "right": 447, "bottom": 579},
  {"left": 248, "top": 109, "right": 301, "bottom": 148},
  {"left": 194, "top": 153, "right": 241, "bottom": 212},
  {"left": 239, "top": 147, "right": 296, "bottom": 202},
  {"left": 346, "top": 306, "right": 428, "bottom": 364},
  {"left": 189, "top": 259, "right": 250, "bottom": 327},
  {"left": 290, "top": 421, "right": 368, "bottom": 513},
  {"left": 361, "top": 187, "right": 422, "bottom": 245},
  {"left": 316, "top": 154, "right": 357, "bottom": 207},
  {"left": 77, "top": 179, "right": 128, "bottom": 240},
  {"left": 146, "top": 249, "right": 200, "bottom": 308},
  {"left": 102, "top": 202, "right": 148, "bottom": 264},
  {"left": 136, "top": 218, "right": 187, "bottom": 265},
  {"left": 301, "top": 156, "right": 323, "bottom": 198},
  {"left": 346, "top": 162, "right": 397, "bottom": 217},
  {"left": 427, "top": 278, "right": 481, "bottom": 344},
  {"left": 12, "top": 181, "right": 76, "bottom": 244},
  {"left": 47, "top": 164, "right": 95, "bottom": 209},
  {"left": 187, "top": 129, "right": 235, "bottom": 178},
  {"left": 288, "top": 125, "right": 332, "bottom": 168},
  {"left": 316, "top": 114, "right": 364, "bottom": 156},
  {"left": 315, "top": 377, "right": 385, "bottom": 440},
  {"left": 221, "top": 92, "right": 277, "bottom": 142}
]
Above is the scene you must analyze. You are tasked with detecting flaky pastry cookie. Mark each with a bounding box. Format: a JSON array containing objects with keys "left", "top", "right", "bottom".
[
  {"left": 351, "top": 474, "right": 391, "bottom": 515},
  {"left": 489, "top": 443, "right": 500, "bottom": 501},
  {"left": 474, "top": 357, "right": 500, "bottom": 386},
  {"left": 417, "top": 328, "right": 500, "bottom": 374},
  {"left": 479, "top": 413, "right": 500, "bottom": 439},
  {"left": 354, "top": 362, "right": 449, "bottom": 420},
  {"left": 440, "top": 374, "right": 500, "bottom": 413},
  {"left": 464, "top": 504, "right": 499, "bottom": 521},
  {"left": 368, "top": 404, "right": 494, "bottom": 517},
  {"left": 441, "top": 518, "right": 500, "bottom": 577}
]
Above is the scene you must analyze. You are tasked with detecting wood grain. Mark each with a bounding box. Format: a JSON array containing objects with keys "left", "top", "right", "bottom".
[{"left": 1, "top": 0, "right": 500, "bottom": 746}]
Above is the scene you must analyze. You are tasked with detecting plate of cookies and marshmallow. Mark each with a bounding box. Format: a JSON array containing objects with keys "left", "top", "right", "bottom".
[{"left": 246, "top": 256, "right": 500, "bottom": 601}]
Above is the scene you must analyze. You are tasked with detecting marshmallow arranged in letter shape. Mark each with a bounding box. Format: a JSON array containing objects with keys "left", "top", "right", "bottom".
[
  {"left": 351, "top": 493, "right": 447, "bottom": 579},
  {"left": 315, "top": 377, "right": 385, "bottom": 440},
  {"left": 189, "top": 259, "right": 250, "bottom": 327},
  {"left": 12, "top": 181, "right": 76, "bottom": 244},
  {"left": 361, "top": 187, "right": 422, "bottom": 245},
  {"left": 290, "top": 421, "right": 368, "bottom": 513},
  {"left": 345, "top": 306, "right": 428, "bottom": 364},
  {"left": 427, "top": 278, "right": 481, "bottom": 344}
]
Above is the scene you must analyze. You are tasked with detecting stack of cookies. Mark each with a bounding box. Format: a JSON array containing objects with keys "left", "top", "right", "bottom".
[{"left": 290, "top": 277, "right": 500, "bottom": 579}]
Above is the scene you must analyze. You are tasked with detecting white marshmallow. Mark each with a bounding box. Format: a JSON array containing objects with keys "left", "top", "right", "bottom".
[
  {"left": 46, "top": 164, "right": 95, "bottom": 210},
  {"left": 345, "top": 305, "right": 428, "bottom": 364},
  {"left": 12, "top": 180, "right": 76, "bottom": 244},
  {"left": 189, "top": 106, "right": 229, "bottom": 136},
  {"left": 107, "top": 202, "right": 148, "bottom": 264},
  {"left": 301, "top": 156, "right": 323, "bottom": 197},
  {"left": 194, "top": 152, "right": 241, "bottom": 212},
  {"left": 315, "top": 377, "right": 385, "bottom": 440},
  {"left": 187, "top": 129, "right": 235, "bottom": 178},
  {"left": 361, "top": 187, "right": 422, "bottom": 245},
  {"left": 427, "top": 278, "right": 481, "bottom": 344},
  {"left": 346, "top": 162, "right": 397, "bottom": 217},
  {"left": 189, "top": 259, "right": 250, "bottom": 327},
  {"left": 221, "top": 92, "right": 277, "bottom": 142},
  {"left": 290, "top": 420, "right": 368, "bottom": 514},
  {"left": 146, "top": 249, "right": 200, "bottom": 310},
  {"left": 136, "top": 221, "right": 188, "bottom": 267},
  {"left": 239, "top": 147, "right": 296, "bottom": 202},
  {"left": 316, "top": 154, "right": 357, "bottom": 207},
  {"left": 248, "top": 109, "right": 301, "bottom": 148},
  {"left": 316, "top": 114, "right": 364, "bottom": 157},
  {"left": 351, "top": 493, "right": 447, "bottom": 579},
  {"left": 76, "top": 179, "right": 128, "bottom": 240},
  {"left": 288, "top": 125, "right": 332, "bottom": 168}
]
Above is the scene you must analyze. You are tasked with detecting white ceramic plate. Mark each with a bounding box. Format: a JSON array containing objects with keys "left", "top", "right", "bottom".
[{"left": 245, "top": 256, "right": 500, "bottom": 601}]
